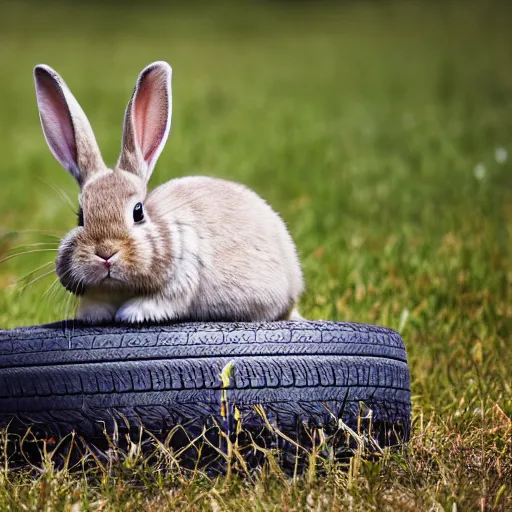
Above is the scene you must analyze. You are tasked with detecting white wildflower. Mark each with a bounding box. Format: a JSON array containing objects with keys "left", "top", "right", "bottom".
[
  {"left": 495, "top": 147, "right": 508, "bottom": 164},
  {"left": 473, "top": 163, "right": 486, "bottom": 180}
]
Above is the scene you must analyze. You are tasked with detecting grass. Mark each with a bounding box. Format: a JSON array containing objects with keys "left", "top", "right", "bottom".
[{"left": 0, "top": 0, "right": 511, "bottom": 509}]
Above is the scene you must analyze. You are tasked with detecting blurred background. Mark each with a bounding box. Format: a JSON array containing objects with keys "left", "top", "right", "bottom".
[
  {"left": 0, "top": 0, "right": 511, "bottom": 401},
  {"left": 1, "top": 1, "right": 511, "bottom": 503}
]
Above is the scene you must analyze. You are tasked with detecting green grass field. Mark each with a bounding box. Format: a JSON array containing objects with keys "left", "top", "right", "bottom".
[{"left": 0, "top": 0, "right": 511, "bottom": 509}]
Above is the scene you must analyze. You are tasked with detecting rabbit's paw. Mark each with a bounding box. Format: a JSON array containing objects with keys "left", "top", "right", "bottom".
[{"left": 115, "top": 297, "right": 171, "bottom": 324}]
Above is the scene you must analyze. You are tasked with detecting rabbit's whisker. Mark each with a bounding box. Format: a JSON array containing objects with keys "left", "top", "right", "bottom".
[
  {"left": 9, "top": 242, "right": 59, "bottom": 250},
  {"left": 0, "top": 249, "right": 59, "bottom": 264},
  {"left": 17, "top": 269, "right": 56, "bottom": 292},
  {"left": 42, "top": 277, "right": 60, "bottom": 300},
  {"left": 37, "top": 178, "right": 76, "bottom": 212},
  {"left": 17, "top": 260, "right": 55, "bottom": 283}
]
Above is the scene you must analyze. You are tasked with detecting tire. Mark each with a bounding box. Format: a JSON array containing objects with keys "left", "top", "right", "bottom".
[{"left": 0, "top": 320, "right": 410, "bottom": 465}]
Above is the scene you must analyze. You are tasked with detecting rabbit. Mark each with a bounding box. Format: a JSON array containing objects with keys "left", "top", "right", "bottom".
[{"left": 33, "top": 61, "right": 304, "bottom": 324}]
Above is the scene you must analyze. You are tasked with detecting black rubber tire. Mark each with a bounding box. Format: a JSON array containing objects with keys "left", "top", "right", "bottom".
[{"left": 0, "top": 320, "right": 410, "bottom": 461}]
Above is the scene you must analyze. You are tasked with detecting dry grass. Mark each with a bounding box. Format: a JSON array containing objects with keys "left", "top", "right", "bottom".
[{"left": 0, "top": 404, "right": 510, "bottom": 510}]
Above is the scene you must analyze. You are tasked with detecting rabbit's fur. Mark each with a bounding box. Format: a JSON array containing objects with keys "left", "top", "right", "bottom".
[{"left": 34, "top": 61, "right": 304, "bottom": 324}]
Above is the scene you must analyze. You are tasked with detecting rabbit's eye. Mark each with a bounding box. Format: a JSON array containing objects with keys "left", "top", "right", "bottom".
[
  {"left": 133, "top": 202, "right": 144, "bottom": 223},
  {"left": 77, "top": 207, "right": 84, "bottom": 227}
]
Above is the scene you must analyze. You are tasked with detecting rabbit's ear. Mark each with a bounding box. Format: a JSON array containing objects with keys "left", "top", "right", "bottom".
[
  {"left": 116, "top": 61, "right": 172, "bottom": 182},
  {"left": 34, "top": 65, "right": 106, "bottom": 187}
]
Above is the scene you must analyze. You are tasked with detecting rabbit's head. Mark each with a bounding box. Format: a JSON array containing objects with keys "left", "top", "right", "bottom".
[{"left": 34, "top": 62, "right": 173, "bottom": 295}]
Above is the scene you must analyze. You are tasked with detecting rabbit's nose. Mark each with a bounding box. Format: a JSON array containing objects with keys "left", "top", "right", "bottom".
[{"left": 95, "top": 249, "right": 118, "bottom": 267}]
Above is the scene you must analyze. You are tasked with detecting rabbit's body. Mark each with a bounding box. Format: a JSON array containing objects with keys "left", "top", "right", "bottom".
[
  {"left": 34, "top": 62, "right": 304, "bottom": 324},
  {"left": 141, "top": 176, "right": 303, "bottom": 322}
]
